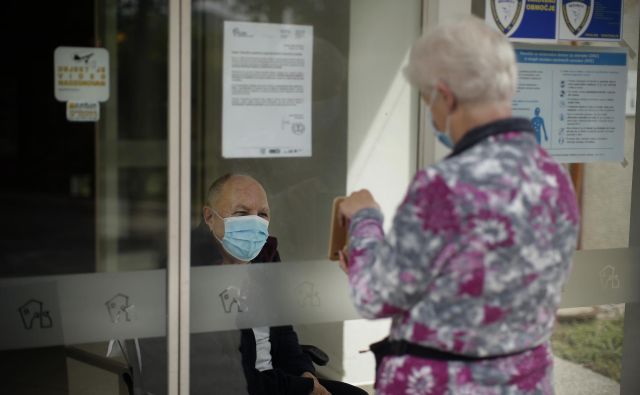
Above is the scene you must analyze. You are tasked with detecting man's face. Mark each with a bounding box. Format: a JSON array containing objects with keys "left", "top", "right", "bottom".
[{"left": 203, "top": 175, "right": 270, "bottom": 243}]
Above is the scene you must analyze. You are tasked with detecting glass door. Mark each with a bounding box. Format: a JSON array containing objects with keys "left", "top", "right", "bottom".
[
  {"left": 4, "top": 1, "right": 636, "bottom": 394},
  {"left": 0, "top": 0, "right": 170, "bottom": 393},
  {"left": 186, "top": 0, "right": 422, "bottom": 393}
]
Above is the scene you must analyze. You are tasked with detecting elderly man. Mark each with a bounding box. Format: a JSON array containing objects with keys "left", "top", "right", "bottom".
[
  {"left": 191, "top": 173, "right": 366, "bottom": 395},
  {"left": 192, "top": 173, "right": 274, "bottom": 267}
]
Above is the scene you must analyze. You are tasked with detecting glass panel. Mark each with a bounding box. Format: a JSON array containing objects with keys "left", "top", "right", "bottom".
[
  {"left": 189, "top": 0, "right": 421, "bottom": 393},
  {"left": 191, "top": 0, "right": 350, "bottom": 261},
  {"left": 575, "top": 13, "right": 638, "bottom": 251},
  {"left": 0, "top": 0, "right": 169, "bottom": 393},
  {"left": 578, "top": 121, "right": 636, "bottom": 251},
  {"left": 553, "top": 304, "right": 625, "bottom": 394}
]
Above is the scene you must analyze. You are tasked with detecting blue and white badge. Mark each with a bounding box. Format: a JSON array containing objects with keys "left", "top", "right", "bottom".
[
  {"left": 559, "top": 0, "right": 623, "bottom": 41},
  {"left": 486, "top": 0, "right": 558, "bottom": 42},
  {"left": 489, "top": 0, "right": 526, "bottom": 36},
  {"left": 561, "top": 0, "right": 594, "bottom": 36}
]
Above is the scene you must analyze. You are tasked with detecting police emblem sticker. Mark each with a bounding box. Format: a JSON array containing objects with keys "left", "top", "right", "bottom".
[
  {"left": 558, "top": 0, "right": 622, "bottom": 41},
  {"left": 490, "top": 0, "right": 525, "bottom": 36},
  {"left": 561, "top": 0, "right": 594, "bottom": 36},
  {"left": 486, "top": 0, "right": 558, "bottom": 41}
]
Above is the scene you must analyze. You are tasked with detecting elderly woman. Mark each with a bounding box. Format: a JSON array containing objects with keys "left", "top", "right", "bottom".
[{"left": 339, "top": 17, "right": 580, "bottom": 394}]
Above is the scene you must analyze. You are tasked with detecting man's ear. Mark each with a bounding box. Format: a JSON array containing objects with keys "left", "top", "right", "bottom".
[{"left": 203, "top": 206, "right": 214, "bottom": 227}]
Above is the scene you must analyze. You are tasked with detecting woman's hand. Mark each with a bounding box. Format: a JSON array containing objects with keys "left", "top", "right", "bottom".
[
  {"left": 338, "top": 248, "right": 349, "bottom": 275},
  {"left": 336, "top": 190, "right": 378, "bottom": 275},
  {"left": 338, "top": 189, "right": 379, "bottom": 224}
]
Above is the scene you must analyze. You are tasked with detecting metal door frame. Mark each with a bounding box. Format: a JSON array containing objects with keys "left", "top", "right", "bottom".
[{"left": 167, "top": 0, "right": 191, "bottom": 393}]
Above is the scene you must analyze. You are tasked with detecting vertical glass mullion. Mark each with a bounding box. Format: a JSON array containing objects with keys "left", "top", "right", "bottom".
[
  {"left": 179, "top": 0, "right": 192, "bottom": 393},
  {"left": 167, "top": 0, "right": 181, "bottom": 393}
]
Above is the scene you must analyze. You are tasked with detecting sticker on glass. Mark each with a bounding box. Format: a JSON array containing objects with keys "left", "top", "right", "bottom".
[{"left": 54, "top": 46, "right": 110, "bottom": 102}]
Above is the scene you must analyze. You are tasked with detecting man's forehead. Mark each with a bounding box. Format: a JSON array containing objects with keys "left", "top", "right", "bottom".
[{"left": 218, "top": 176, "right": 269, "bottom": 209}]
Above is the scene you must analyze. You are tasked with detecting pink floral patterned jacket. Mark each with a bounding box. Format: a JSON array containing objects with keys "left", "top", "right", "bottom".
[{"left": 347, "top": 118, "right": 580, "bottom": 395}]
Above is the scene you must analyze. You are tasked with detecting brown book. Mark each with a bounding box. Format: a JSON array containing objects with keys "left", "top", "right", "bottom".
[{"left": 328, "top": 196, "right": 347, "bottom": 261}]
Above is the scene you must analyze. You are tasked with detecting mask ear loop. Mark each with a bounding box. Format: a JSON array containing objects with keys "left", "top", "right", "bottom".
[
  {"left": 207, "top": 207, "right": 226, "bottom": 243},
  {"left": 434, "top": 83, "right": 458, "bottom": 144}
]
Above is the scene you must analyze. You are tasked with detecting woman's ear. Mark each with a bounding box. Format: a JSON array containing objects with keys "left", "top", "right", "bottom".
[{"left": 436, "top": 82, "right": 456, "bottom": 112}]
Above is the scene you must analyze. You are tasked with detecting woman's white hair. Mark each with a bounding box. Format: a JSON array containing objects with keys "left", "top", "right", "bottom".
[{"left": 405, "top": 16, "right": 517, "bottom": 103}]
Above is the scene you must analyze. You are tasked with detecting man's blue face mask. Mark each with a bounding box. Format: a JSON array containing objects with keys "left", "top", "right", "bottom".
[{"left": 213, "top": 210, "right": 269, "bottom": 262}]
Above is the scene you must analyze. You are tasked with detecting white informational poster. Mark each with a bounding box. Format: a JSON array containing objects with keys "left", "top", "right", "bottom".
[
  {"left": 222, "top": 21, "right": 313, "bottom": 158},
  {"left": 54, "top": 47, "right": 109, "bottom": 102},
  {"left": 66, "top": 101, "right": 100, "bottom": 122},
  {"left": 512, "top": 45, "right": 627, "bottom": 163}
]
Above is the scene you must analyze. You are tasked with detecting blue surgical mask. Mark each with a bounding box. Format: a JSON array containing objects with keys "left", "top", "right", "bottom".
[
  {"left": 428, "top": 89, "right": 454, "bottom": 149},
  {"left": 213, "top": 211, "right": 269, "bottom": 262}
]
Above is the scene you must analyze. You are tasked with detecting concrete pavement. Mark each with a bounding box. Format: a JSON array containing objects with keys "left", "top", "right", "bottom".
[{"left": 554, "top": 356, "right": 620, "bottom": 395}]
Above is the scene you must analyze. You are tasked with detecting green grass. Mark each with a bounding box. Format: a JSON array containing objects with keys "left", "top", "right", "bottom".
[{"left": 551, "top": 316, "right": 624, "bottom": 382}]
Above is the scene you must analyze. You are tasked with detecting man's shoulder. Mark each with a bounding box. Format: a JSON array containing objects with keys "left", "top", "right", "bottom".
[{"left": 253, "top": 236, "right": 279, "bottom": 263}]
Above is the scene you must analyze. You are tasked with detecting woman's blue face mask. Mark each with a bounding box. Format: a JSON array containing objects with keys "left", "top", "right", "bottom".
[
  {"left": 213, "top": 210, "right": 269, "bottom": 262},
  {"left": 427, "top": 88, "right": 454, "bottom": 149}
]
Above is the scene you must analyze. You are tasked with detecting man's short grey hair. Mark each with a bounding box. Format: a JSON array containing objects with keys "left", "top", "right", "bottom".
[
  {"left": 206, "top": 173, "right": 234, "bottom": 207},
  {"left": 404, "top": 16, "right": 517, "bottom": 103}
]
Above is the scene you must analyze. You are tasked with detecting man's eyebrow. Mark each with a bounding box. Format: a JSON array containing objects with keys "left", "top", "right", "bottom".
[
  {"left": 231, "top": 204, "right": 252, "bottom": 211},
  {"left": 230, "top": 204, "right": 270, "bottom": 213}
]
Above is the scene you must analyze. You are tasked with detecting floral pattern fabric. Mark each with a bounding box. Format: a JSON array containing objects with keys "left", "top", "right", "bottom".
[{"left": 347, "top": 123, "right": 579, "bottom": 394}]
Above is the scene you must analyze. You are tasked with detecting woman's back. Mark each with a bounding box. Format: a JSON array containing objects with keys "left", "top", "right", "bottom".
[
  {"left": 346, "top": 120, "right": 579, "bottom": 394},
  {"left": 400, "top": 128, "right": 580, "bottom": 356}
]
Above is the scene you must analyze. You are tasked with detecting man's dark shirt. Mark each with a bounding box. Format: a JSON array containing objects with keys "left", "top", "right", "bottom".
[{"left": 191, "top": 222, "right": 316, "bottom": 395}]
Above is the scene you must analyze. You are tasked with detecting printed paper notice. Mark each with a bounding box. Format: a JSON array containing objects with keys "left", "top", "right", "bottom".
[
  {"left": 513, "top": 45, "right": 627, "bottom": 163},
  {"left": 222, "top": 21, "right": 313, "bottom": 158}
]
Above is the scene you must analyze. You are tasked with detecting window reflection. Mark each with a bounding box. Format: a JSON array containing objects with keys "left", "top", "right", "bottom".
[
  {"left": 576, "top": 68, "right": 637, "bottom": 250},
  {"left": 191, "top": 0, "right": 349, "bottom": 261},
  {"left": 0, "top": 0, "right": 169, "bottom": 393},
  {"left": 553, "top": 304, "right": 624, "bottom": 393}
]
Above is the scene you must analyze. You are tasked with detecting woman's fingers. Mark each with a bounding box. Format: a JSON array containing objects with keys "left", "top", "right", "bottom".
[
  {"left": 338, "top": 249, "right": 349, "bottom": 274},
  {"left": 339, "top": 189, "right": 379, "bottom": 221}
]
